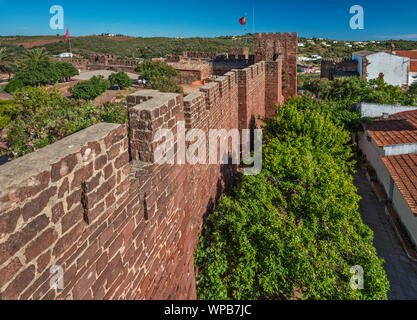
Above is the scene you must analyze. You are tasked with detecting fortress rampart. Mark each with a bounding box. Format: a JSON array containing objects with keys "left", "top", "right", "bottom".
[{"left": 0, "top": 33, "right": 297, "bottom": 300}]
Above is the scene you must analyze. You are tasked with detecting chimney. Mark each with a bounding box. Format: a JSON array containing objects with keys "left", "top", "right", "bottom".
[{"left": 391, "top": 43, "right": 396, "bottom": 55}]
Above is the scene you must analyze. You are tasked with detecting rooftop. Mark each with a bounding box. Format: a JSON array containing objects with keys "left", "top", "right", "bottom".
[
  {"left": 167, "top": 61, "right": 210, "bottom": 71},
  {"left": 352, "top": 50, "right": 377, "bottom": 57},
  {"left": 382, "top": 154, "right": 417, "bottom": 216},
  {"left": 364, "top": 110, "right": 417, "bottom": 146}
]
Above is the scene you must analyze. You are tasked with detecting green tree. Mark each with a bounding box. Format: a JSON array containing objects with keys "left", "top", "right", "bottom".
[
  {"left": 136, "top": 60, "right": 178, "bottom": 80},
  {"left": 14, "top": 60, "right": 79, "bottom": 86},
  {"left": 69, "top": 75, "right": 110, "bottom": 100},
  {"left": 109, "top": 71, "right": 132, "bottom": 89},
  {"left": 145, "top": 75, "right": 183, "bottom": 93},
  {"left": 55, "top": 61, "right": 79, "bottom": 81},
  {"left": 23, "top": 47, "right": 49, "bottom": 64},
  {"left": 4, "top": 79, "right": 23, "bottom": 94},
  {"left": 1, "top": 87, "right": 127, "bottom": 158},
  {"left": 136, "top": 60, "right": 182, "bottom": 93},
  {"left": 0, "top": 47, "right": 18, "bottom": 80},
  {"left": 195, "top": 102, "right": 389, "bottom": 300}
]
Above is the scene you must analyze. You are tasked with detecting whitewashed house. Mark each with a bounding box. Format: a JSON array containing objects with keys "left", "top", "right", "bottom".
[
  {"left": 352, "top": 51, "right": 410, "bottom": 87},
  {"left": 394, "top": 51, "right": 417, "bottom": 85}
]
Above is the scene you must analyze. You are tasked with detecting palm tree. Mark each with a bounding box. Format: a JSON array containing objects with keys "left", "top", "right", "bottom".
[
  {"left": 23, "top": 47, "right": 49, "bottom": 64},
  {"left": 0, "top": 47, "right": 17, "bottom": 80}
]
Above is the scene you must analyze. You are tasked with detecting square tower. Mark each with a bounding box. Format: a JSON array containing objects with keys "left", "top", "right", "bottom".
[{"left": 254, "top": 32, "right": 298, "bottom": 103}]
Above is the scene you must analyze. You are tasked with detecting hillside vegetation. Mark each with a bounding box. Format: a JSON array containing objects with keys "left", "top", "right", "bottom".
[{"left": 2, "top": 35, "right": 416, "bottom": 59}]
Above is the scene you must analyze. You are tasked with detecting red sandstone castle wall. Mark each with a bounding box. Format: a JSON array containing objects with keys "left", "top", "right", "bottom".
[
  {"left": 237, "top": 62, "right": 266, "bottom": 130},
  {"left": 0, "top": 34, "right": 295, "bottom": 299},
  {"left": 0, "top": 68, "right": 245, "bottom": 300},
  {"left": 265, "top": 60, "right": 284, "bottom": 118}
]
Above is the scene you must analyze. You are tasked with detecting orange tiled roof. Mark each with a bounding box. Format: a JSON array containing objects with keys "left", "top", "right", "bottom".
[
  {"left": 364, "top": 110, "right": 417, "bottom": 146},
  {"left": 395, "top": 51, "right": 417, "bottom": 60},
  {"left": 382, "top": 154, "right": 417, "bottom": 216},
  {"left": 394, "top": 51, "right": 417, "bottom": 72}
]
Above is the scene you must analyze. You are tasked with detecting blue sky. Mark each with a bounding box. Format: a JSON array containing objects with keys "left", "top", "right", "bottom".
[{"left": 0, "top": 0, "right": 416, "bottom": 40}]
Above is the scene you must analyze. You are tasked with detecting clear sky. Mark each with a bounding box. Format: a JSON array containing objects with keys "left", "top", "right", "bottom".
[{"left": 0, "top": 0, "right": 416, "bottom": 40}]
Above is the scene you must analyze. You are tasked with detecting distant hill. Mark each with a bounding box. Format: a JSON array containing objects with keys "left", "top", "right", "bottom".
[
  {"left": 1, "top": 34, "right": 417, "bottom": 60},
  {"left": 0, "top": 34, "right": 255, "bottom": 59}
]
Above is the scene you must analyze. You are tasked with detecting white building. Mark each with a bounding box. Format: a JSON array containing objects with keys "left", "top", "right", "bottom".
[
  {"left": 310, "top": 54, "right": 322, "bottom": 59},
  {"left": 297, "top": 55, "right": 322, "bottom": 62},
  {"left": 297, "top": 43, "right": 304, "bottom": 47},
  {"left": 58, "top": 52, "right": 73, "bottom": 58},
  {"left": 393, "top": 51, "right": 417, "bottom": 86},
  {"left": 358, "top": 109, "right": 417, "bottom": 247},
  {"left": 352, "top": 51, "right": 410, "bottom": 87}
]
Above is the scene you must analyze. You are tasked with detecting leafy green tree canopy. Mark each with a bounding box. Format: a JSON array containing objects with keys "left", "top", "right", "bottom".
[
  {"left": 195, "top": 100, "right": 389, "bottom": 300},
  {"left": 136, "top": 60, "right": 178, "bottom": 80},
  {"left": 69, "top": 75, "right": 110, "bottom": 100},
  {"left": 109, "top": 71, "right": 133, "bottom": 89}
]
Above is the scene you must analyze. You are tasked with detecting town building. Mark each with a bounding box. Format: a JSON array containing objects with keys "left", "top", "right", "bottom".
[
  {"left": 321, "top": 50, "right": 412, "bottom": 87},
  {"left": 358, "top": 109, "right": 417, "bottom": 247},
  {"left": 392, "top": 51, "right": 417, "bottom": 85},
  {"left": 58, "top": 52, "right": 73, "bottom": 58},
  {"left": 352, "top": 51, "right": 410, "bottom": 88}
]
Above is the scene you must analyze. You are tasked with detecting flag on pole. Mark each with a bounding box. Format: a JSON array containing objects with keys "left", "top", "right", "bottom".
[
  {"left": 239, "top": 16, "right": 246, "bottom": 25},
  {"left": 64, "top": 27, "right": 69, "bottom": 44}
]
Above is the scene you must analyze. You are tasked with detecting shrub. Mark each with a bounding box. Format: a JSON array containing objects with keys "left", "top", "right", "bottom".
[
  {"left": 0, "top": 100, "right": 22, "bottom": 130},
  {"left": 195, "top": 102, "right": 389, "bottom": 300},
  {"left": 301, "top": 76, "right": 417, "bottom": 106},
  {"left": 409, "top": 81, "right": 417, "bottom": 95},
  {"left": 109, "top": 71, "right": 133, "bottom": 89},
  {"left": 4, "top": 79, "right": 23, "bottom": 93},
  {"left": 1, "top": 87, "right": 127, "bottom": 158},
  {"left": 145, "top": 75, "right": 183, "bottom": 93},
  {"left": 136, "top": 60, "right": 178, "bottom": 79},
  {"left": 70, "top": 75, "right": 110, "bottom": 100},
  {"left": 14, "top": 60, "right": 79, "bottom": 86},
  {"left": 55, "top": 61, "right": 79, "bottom": 80},
  {"left": 136, "top": 60, "right": 182, "bottom": 93}
]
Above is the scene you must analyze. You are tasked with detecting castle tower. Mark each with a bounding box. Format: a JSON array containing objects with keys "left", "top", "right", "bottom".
[{"left": 254, "top": 32, "right": 298, "bottom": 109}]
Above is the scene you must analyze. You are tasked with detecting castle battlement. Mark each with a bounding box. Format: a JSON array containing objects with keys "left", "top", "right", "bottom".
[{"left": 0, "top": 33, "right": 297, "bottom": 300}]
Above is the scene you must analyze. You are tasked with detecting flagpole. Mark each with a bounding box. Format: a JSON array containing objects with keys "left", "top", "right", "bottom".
[
  {"left": 244, "top": 13, "right": 247, "bottom": 47},
  {"left": 68, "top": 30, "right": 72, "bottom": 64}
]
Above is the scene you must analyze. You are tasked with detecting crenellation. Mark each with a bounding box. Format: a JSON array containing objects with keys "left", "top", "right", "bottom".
[{"left": 0, "top": 31, "right": 296, "bottom": 301}]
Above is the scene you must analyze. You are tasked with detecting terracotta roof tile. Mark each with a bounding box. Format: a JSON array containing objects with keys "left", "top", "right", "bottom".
[
  {"left": 382, "top": 154, "right": 417, "bottom": 216},
  {"left": 363, "top": 110, "right": 417, "bottom": 146},
  {"left": 395, "top": 51, "right": 417, "bottom": 60}
]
